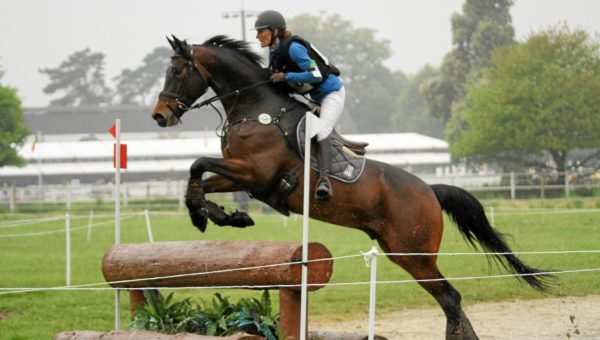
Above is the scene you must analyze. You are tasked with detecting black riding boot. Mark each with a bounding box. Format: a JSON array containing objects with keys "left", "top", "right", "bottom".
[{"left": 315, "top": 136, "right": 333, "bottom": 201}]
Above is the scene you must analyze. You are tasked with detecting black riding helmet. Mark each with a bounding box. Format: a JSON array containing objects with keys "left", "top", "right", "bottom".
[{"left": 254, "top": 10, "right": 286, "bottom": 32}]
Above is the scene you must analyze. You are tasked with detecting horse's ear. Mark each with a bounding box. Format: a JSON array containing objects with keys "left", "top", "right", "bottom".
[
  {"left": 166, "top": 36, "right": 177, "bottom": 50},
  {"left": 172, "top": 35, "right": 183, "bottom": 48}
]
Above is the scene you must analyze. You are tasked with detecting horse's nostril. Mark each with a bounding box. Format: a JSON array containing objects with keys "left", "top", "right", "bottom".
[{"left": 153, "top": 113, "right": 167, "bottom": 127}]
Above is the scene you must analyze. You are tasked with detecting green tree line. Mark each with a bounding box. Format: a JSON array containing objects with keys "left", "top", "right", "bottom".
[{"left": 0, "top": 65, "right": 29, "bottom": 167}]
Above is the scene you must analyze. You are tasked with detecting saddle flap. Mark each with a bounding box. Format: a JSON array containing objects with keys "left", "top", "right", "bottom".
[{"left": 296, "top": 116, "right": 366, "bottom": 183}]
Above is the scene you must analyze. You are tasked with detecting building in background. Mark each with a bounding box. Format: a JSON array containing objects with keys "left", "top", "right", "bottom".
[{"left": 1, "top": 106, "right": 451, "bottom": 186}]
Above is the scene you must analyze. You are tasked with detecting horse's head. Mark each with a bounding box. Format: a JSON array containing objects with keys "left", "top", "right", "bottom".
[{"left": 152, "top": 35, "right": 210, "bottom": 127}]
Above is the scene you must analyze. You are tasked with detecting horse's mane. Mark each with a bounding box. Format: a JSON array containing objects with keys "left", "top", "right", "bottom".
[{"left": 202, "top": 35, "right": 263, "bottom": 67}]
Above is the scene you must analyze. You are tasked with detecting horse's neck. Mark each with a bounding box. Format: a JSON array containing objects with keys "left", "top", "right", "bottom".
[
  {"left": 197, "top": 47, "right": 300, "bottom": 120},
  {"left": 206, "top": 70, "right": 292, "bottom": 118}
]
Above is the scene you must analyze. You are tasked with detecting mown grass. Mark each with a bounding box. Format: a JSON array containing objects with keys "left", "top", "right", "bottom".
[{"left": 0, "top": 200, "right": 599, "bottom": 338}]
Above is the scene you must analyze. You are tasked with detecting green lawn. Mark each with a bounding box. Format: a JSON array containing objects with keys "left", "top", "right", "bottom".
[{"left": 0, "top": 200, "right": 599, "bottom": 339}]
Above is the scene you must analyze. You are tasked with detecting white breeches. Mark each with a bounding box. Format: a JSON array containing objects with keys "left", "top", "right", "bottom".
[{"left": 317, "top": 87, "right": 345, "bottom": 141}]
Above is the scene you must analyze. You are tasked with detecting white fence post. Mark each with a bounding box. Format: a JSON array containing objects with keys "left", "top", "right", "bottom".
[
  {"left": 144, "top": 209, "right": 154, "bottom": 243},
  {"left": 66, "top": 182, "right": 72, "bottom": 211},
  {"left": 145, "top": 181, "right": 151, "bottom": 207},
  {"left": 564, "top": 171, "right": 570, "bottom": 198},
  {"left": 65, "top": 213, "right": 71, "bottom": 286},
  {"left": 510, "top": 172, "right": 516, "bottom": 200},
  {"left": 86, "top": 209, "right": 94, "bottom": 242},
  {"left": 9, "top": 185, "right": 16, "bottom": 213},
  {"left": 367, "top": 246, "right": 379, "bottom": 340}
]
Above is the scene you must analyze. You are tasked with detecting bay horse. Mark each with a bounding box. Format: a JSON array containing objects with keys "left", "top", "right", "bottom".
[{"left": 151, "top": 35, "right": 551, "bottom": 339}]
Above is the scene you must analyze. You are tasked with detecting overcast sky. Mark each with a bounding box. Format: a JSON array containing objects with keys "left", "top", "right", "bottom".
[{"left": 1, "top": 0, "right": 598, "bottom": 107}]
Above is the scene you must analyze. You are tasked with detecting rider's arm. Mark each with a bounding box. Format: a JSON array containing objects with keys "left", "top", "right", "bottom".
[{"left": 284, "top": 42, "right": 323, "bottom": 84}]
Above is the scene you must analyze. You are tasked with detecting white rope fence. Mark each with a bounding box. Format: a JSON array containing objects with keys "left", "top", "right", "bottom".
[
  {"left": 0, "top": 212, "right": 127, "bottom": 229},
  {"left": 0, "top": 213, "right": 140, "bottom": 238},
  {"left": 1, "top": 249, "right": 598, "bottom": 296},
  {"left": 0, "top": 215, "right": 64, "bottom": 228}
]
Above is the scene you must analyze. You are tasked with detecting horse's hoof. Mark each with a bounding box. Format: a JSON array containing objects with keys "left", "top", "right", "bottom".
[
  {"left": 186, "top": 199, "right": 208, "bottom": 232},
  {"left": 229, "top": 211, "right": 255, "bottom": 228},
  {"left": 189, "top": 209, "right": 208, "bottom": 232}
]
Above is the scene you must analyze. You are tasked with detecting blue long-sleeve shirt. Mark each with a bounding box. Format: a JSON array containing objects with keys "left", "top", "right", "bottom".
[{"left": 271, "top": 41, "right": 343, "bottom": 103}]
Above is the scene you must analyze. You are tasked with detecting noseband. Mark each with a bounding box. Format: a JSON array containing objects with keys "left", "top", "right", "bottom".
[{"left": 159, "top": 52, "right": 211, "bottom": 118}]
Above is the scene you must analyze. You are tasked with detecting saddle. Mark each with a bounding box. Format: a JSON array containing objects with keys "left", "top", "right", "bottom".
[
  {"left": 297, "top": 116, "right": 366, "bottom": 184},
  {"left": 289, "top": 93, "right": 368, "bottom": 156}
]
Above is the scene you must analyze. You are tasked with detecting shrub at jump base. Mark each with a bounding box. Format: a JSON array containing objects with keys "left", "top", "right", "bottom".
[{"left": 131, "top": 290, "right": 280, "bottom": 339}]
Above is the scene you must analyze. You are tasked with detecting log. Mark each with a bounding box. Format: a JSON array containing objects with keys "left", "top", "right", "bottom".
[
  {"left": 53, "top": 330, "right": 264, "bottom": 339},
  {"left": 102, "top": 240, "right": 333, "bottom": 291}
]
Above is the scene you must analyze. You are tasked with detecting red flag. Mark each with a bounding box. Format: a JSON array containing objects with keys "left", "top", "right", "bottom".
[
  {"left": 31, "top": 134, "right": 38, "bottom": 153},
  {"left": 108, "top": 124, "right": 117, "bottom": 138},
  {"left": 113, "top": 144, "right": 127, "bottom": 169}
]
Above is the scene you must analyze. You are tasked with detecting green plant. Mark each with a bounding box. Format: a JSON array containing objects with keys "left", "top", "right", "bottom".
[
  {"left": 131, "top": 290, "right": 279, "bottom": 339},
  {"left": 130, "top": 290, "right": 194, "bottom": 334},
  {"left": 229, "top": 290, "right": 279, "bottom": 339}
]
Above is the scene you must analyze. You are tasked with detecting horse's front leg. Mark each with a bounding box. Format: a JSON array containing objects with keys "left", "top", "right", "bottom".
[{"left": 185, "top": 157, "right": 256, "bottom": 232}]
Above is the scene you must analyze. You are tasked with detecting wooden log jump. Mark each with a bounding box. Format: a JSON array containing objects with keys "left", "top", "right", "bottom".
[{"left": 102, "top": 240, "right": 333, "bottom": 340}]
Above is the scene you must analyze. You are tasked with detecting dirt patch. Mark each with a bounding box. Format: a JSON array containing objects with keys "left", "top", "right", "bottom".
[
  {"left": 0, "top": 311, "right": 13, "bottom": 320},
  {"left": 312, "top": 295, "right": 600, "bottom": 339}
]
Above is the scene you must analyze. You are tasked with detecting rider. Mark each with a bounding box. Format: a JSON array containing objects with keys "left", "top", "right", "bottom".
[{"left": 255, "top": 9, "right": 344, "bottom": 201}]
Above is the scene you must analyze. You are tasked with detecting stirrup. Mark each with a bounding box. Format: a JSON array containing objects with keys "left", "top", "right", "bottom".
[{"left": 315, "top": 177, "right": 332, "bottom": 201}]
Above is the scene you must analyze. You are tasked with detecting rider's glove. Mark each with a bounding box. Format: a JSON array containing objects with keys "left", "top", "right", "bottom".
[{"left": 270, "top": 72, "right": 287, "bottom": 83}]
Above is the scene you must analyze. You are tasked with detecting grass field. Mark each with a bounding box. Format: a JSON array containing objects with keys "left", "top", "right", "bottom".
[{"left": 0, "top": 198, "right": 599, "bottom": 339}]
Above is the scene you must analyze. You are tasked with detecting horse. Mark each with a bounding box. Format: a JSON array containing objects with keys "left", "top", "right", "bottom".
[{"left": 151, "top": 35, "right": 552, "bottom": 339}]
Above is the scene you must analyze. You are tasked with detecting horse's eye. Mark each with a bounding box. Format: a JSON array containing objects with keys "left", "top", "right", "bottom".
[{"left": 169, "top": 65, "right": 184, "bottom": 76}]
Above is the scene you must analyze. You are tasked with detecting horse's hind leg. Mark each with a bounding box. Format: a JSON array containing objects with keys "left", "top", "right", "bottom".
[{"left": 379, "top": 244, "right": 478, "bottom": 339}]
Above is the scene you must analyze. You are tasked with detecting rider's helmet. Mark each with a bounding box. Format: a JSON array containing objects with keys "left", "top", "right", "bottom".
[{"left": 254, "top": 10, "right": 286, "bottom": 32}]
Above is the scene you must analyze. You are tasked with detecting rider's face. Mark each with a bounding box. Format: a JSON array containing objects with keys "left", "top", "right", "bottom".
[{"left": 256, "top": 28, "right": 274, "bottom": 48}]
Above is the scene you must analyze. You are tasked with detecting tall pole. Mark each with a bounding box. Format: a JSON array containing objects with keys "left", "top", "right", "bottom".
[
  {"left": 65, "top": 213, "right": 71, "bottom": 287},
  {"left": 222, "top": 1, "right": 258, "bottom": 42},
  {"left": 241, "top": 8, "right": 247, "bottom": 41},
  {"left": 299, "top": 112, "right": 325, "bottom": 340},
  {"left": 114, "top": 118, "right": 121, "bottom": 330},
  {"left": 300, "top": 113, "right": 313, "bottom": 340}
]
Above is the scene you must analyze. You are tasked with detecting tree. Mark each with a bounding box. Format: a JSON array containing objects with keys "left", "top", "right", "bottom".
[
  {"left": 0, "top": 66, "right": 29, "bottom": 167},
  {"left": 287, "top": 13, "right": 401, "bottom": 132},
  {"left": 422, "top": 0, "right": 515, "bottom": 125},
  {"left": 450, "top": 25, "right": 600, "bottom": 174},
  {"left": 39, "top": 48, "right": 111, "bottom": 106},
  {"left": 392, "top": 66, "right": 444, "bottom": 138},
  {"left": 113, "top": 47, "right": 172, "bottom": 105}
]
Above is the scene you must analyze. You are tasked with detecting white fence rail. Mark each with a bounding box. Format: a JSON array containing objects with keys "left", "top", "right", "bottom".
[{"left": 1, "top": 171, "right": 599, "bottom": 212}]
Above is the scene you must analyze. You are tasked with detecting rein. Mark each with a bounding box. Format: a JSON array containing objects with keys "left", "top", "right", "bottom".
[
  {"left": 174, "top": 77, "right": 273, "bottom": 136},
  {"left": 180, "top": 79, "right": 272, "bottom": 113}
]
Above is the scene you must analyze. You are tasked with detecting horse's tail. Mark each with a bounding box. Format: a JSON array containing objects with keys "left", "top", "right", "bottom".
[{"left": 430, "top": 184, "right": 555, "bottom": 292}]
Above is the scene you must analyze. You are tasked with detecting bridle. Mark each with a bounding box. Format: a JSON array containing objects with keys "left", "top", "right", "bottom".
[
  {"left": 158, "top": 52, "right": 211, "bottom": 119},
  {"left": 158, "top": 49, "right": 271, "bottom": 121},
  {"left": 157, "top": 43, "right": 300, "bottom": 144}
]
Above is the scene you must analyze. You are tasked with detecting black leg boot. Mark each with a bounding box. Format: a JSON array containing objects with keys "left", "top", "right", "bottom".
[{"left": 315, "top": 136, "right": 333, "bottom": 201}]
